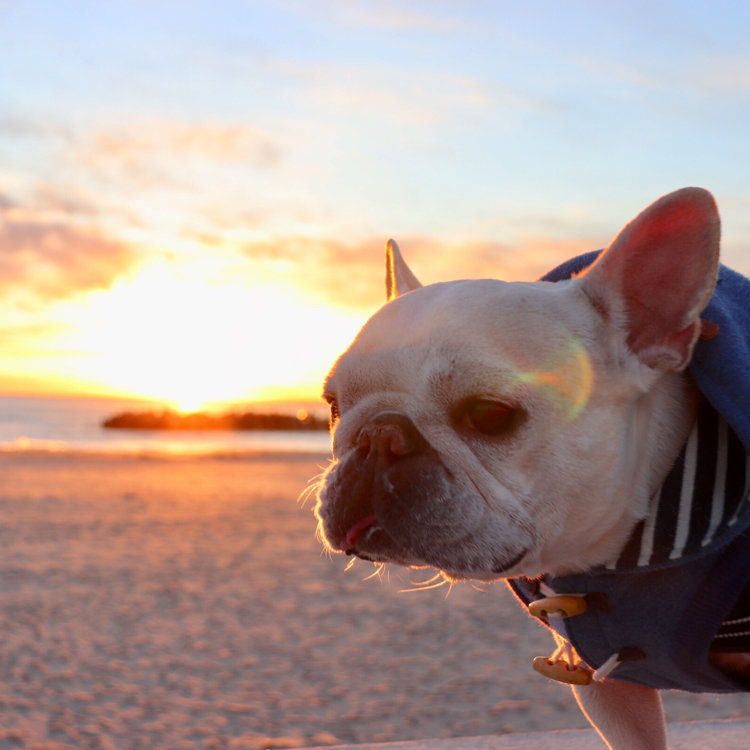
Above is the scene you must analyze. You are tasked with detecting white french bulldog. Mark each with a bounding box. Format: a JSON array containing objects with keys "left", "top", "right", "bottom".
[{"left": 313, "top": 187, "right": 750, "bottom": 749}]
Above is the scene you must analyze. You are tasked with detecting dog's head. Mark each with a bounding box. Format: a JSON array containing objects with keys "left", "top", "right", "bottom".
[{"left": 314, "top": 188, "right": 720, "bottom": 580}]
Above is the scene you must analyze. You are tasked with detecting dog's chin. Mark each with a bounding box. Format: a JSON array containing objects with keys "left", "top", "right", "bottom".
[
  {"left": 444, "top": 546, "right": 529, "bottom": 581},
  {"left": 325, "top": 510, "right": 530, "bottom": 583},
  {"left": 346, "top": 543, "right": 528, "bottom": 582}
]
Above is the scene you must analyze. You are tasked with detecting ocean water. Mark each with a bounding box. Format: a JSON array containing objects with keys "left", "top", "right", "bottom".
[{"left": 0, "top": 395, "right": 332, "bottom": 457}]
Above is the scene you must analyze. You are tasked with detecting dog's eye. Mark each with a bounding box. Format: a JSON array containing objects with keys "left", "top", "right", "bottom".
[
  {"left": 326, "top": 398, "right": 340, "bottom": 426},
  {"left": 458, "top": 398, "right": 518, "bottom": 436}
]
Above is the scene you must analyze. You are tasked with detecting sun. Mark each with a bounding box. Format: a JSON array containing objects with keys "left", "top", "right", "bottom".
[
  {"left": 170, "top": 394, "right": 210, "bottom": 414},
  {"left": 51, "top": 257, "right": 365, "bottom": 407}
]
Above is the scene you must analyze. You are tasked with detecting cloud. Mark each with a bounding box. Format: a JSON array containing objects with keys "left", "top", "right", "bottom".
[
  {"left": 242, "top": 233, "right": 604, "bottom": 311},
  {"left": 287, "top": 61, "right": 551, "bottom": 131},
  {"left": 31, "top": 182, "right": 102, "bottom": 218},
  {"left": 79, "top": 121, "right": 282, "bottom": 186},
  {"left": 333, "top": 4, "right": 457, "bottom": 32},
  {"left": 313, "top": 71, "right": 492, "bottom": 127},
  {"left": 243, "top": 236, "right": 387, "bottom": 310},
  {"left": 0, "top": 208, "right": 141, "bottom": 303},
  {"left": 691, "top": 53, "right": 750, "bottom": 97},
  {"left": 571, "top": 54, "right": 659, "bottom": 91},
  {"left": 0, "top": 114, "right": 76, "bottom": 144},
  {"left": 0, "top": 191, "right": 15, "bottom": 211},
  {"left": 284, "top": 0, "right": 464, "bottom": 32},
  {"left": 386, "top": 235, "right": 604, "bottom": 284},
  {"left": 0, "top": 321, "right": 74, "bottom": 356},
  {"left": 1, "top": 113, "right": 281, "bottom": 167},
  {"left": 572, "top": 47, "right": 750, "bottom": 105}
]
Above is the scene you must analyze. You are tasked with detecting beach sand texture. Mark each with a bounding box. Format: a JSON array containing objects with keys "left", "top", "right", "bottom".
[{"left": 1, "top": 453, "right": 749, "bottom": 749}]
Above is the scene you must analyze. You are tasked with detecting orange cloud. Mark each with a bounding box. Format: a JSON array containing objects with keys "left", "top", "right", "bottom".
[
  {"left": 32, "top": 182, "right": 102, "bottom": 218},
  {"left": 0, "top": 209, "right": 141, "bottom": 303},
  {"left": 242, "top": 234, "right": 605, "bottom": 311}
]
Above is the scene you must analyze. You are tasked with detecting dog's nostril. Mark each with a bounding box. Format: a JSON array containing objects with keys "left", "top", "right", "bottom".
[
  {"left": 357, "top": 412, "right": 428, "bottom": 460},
  {"left": 357, "top": 430, "right": 372, "bottom": 457},
  {"left": 357, "top": 423, "right": 410, "bottom": 460},
  {"left": 382, "top": 423, "right": 413, "bottom": 456}
]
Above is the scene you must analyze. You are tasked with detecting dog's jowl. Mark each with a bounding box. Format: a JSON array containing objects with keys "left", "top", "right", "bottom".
[{"left": 313, "top": 188, "right": 750, "bottom": 750}]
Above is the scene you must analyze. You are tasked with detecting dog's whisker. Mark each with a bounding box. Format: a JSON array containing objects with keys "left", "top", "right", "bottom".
[
  {"left": 344, "top": 557, "right": 357, "bottom": 572},
  {"left": 301, "top": 470, "right": 324, "bottom": 488},
  {"left": 362, "top": 563, "right": 386, "bottom": 581},
  {"left": 398, "top": 572, "right": 451, "bottom": 594},
  {"left": 303, "top": 466, "right": 326, "bottom": 491},
  {"left": 297, "top": 472, "right": 326, "bottom": 507},
  {"left": 409, "top": 572, "right": 444, "bottom": 588},
  {"left": 399, "top": 579, "right": 447, "bottom": 594},
  {"left": 443, "top": 578, "right": 456, "bottom": 600}
]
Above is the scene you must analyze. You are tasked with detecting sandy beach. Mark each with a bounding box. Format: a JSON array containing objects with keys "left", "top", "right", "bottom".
[{"left": 1, "top": 452, "right": 749, "bottom": 750}]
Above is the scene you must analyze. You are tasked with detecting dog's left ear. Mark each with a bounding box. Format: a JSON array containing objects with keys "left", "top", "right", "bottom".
[
  {"left": 579, "top": 187, "right": 720, "bottom": 371},
  {"left": 385, "top": 239, "right": 422, "bottom": 301}
]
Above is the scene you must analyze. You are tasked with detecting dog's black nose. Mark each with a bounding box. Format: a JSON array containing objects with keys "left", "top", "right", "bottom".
[{"left": 357, "top": 411, "right": 428, "bottom": 464}]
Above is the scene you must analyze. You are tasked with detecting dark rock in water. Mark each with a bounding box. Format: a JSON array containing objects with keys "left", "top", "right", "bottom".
[{"left": 102, "top": 409, "right": 329, "bottom": 432}]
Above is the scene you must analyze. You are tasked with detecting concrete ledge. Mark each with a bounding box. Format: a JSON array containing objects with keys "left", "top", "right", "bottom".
[{"left": 301, "top": 718, "right": 750, "bottom": 749}]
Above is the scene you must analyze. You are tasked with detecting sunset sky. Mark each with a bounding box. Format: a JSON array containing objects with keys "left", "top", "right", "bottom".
[{"left": 2, "top": 1, "right": 750, "bottom": 410}]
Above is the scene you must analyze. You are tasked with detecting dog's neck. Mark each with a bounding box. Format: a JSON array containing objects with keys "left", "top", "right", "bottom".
[
  {"left": 607, "top": 371, "right": 700, "bottom": 565},
  {"left": 550, "top": 371, "right": 701, "bottom": 576},
  {"left": 630, "top": 370, "right": 702, "bottom": 499}
]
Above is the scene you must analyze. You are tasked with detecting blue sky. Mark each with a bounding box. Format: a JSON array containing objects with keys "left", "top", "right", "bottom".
[{"left": 1, "top": 1, "right": 749, "bottom": 404}]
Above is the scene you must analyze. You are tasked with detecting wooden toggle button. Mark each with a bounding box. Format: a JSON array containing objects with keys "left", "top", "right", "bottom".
[
  {"left": 528, "top": 595, "right": 587, "bottom": 620},
  {"left": 532, "top": 656, "right": 592, "bottom": 685}
]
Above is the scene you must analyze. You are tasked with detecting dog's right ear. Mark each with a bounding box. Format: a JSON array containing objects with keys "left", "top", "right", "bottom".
[
  {"left": 385, "top": 239, "right": 422, "bottom": 301},
  {"left": 578, "top": 187, "right": 720, "bottom": 372}
]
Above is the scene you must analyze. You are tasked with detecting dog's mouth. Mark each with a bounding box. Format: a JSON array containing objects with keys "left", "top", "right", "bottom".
[
  {"left": 342, "top": 513, "right": 379, "bottom": 553},
  {"left": 338, "top": 515, "right": 412, "bottom": 565},
  {"left": 486, "top": 546, "right": 528, "bottom": 576},
  {"left": 339, "top": 512, "right": 528, "bottom": 578}
]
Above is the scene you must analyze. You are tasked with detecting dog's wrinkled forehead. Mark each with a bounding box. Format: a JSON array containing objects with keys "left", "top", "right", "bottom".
[
  {"left": 325, "top": 277, "right": 597, "bottom": 414},
  {"left": 363, "top": 277, "right": 584, "bottom": 342}
]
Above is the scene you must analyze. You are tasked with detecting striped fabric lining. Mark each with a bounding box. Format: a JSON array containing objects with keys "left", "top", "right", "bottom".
[
  {"left": 606, "top": 399, "right": 750, "bottom": 651},
  {"left": 610, "top": 400, "right": 750, "bottom": 571}
]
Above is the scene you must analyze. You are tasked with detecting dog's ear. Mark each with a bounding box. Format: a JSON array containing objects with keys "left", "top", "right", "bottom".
[
  {"left": 385, "top": 239, "right": 422, "bottom": 301},
  {"left": 579, "top": 187, "right": 720, "bottom": 371}
]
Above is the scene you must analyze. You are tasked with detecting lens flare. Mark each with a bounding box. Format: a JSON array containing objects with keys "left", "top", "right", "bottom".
[{"left": 514, "top": 337, "right": 594, "bottom": 420}]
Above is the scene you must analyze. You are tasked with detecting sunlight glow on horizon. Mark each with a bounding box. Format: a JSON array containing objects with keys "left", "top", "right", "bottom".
[{"left": 15, "top": 257, "right": 369, "bottom": 409}]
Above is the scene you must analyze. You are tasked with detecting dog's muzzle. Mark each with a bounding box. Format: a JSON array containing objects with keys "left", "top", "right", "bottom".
[
  {"left": 320, "top": 410, "right": 435, "bottom": 556},
  {"left": 316, "top": 409, "right": 530, "bottom": 578},
  {"left": 343, "top": 412, "right": 429, "bottom": 550}
]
